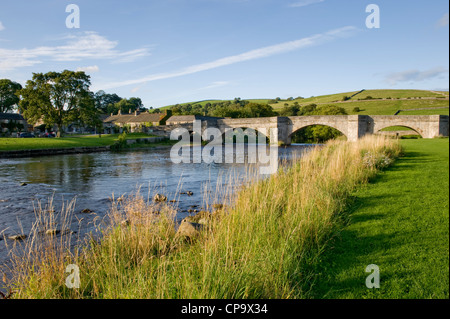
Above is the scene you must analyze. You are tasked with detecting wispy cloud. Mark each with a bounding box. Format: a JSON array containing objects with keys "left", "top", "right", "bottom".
[
  {"left": 198, "top": 81, "right": 230, "bottom": 90},
  {"left": 0, "top": 32, "right": 150, "bottom": 71},
  {"left": 0, "top": 21, "right": 5, "bottom": 31},
  {"left": 76, "top": 65, "right": 100, "bottom": 73},
  {"left": 101, "top": 26, "right": 357, "bottom": 90},
  {"left": 437, "top": 13, "right": 449, "bottom": 28},
  {"left": 385, "top": 67, "right": 449, "bottom": 85},
  {"left": 288, "top": 0, "right": 324, "bottom": 8}
]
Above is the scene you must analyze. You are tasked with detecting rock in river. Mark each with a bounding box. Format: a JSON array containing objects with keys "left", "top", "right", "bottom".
[
  {"left": 8, "top": 234, "right": 27, "bottom": 241},
  {"left": 176, "top": 219, "right": 204, "bottom": 239},
  {"left": 153, "top": 194, "right": 167, "bottom": 202},
  {"left": 45, "top": 229, "right": 60, "bottom": 236}
]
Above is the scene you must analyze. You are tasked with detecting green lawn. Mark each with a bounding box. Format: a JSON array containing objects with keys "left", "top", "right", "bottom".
[
  {"left": 310, "top": 138, "right": 449, "bottom": 299},
  {"left": 0, "top": 133, "right": 153, "bottom": 152}
]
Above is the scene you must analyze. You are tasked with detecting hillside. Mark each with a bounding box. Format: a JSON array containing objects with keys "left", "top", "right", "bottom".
[
  {"left": 157, "top": 89, "right": 449, "bottom": 117},
  {"left": 269, "top": 89, "right": 449, "bottom": 115}
]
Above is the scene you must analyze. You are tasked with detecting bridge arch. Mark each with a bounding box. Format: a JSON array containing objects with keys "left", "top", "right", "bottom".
[
  {"left": 218, "top": 126, "right": 270, "bottom": 144},
  {"left": 374, "top": 124, "right": 423, "bottom": 138},
  {"left": 289, "top": 123, "right": 348, "bottom": 143}
]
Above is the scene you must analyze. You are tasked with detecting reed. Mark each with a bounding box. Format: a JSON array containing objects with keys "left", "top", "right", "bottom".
[{"left": 4, "top": 135, "right": 402, "bottom": 298}]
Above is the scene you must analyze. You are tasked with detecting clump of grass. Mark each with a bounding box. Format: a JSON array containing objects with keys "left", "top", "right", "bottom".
[{"left": 5, "top": 135, "right": 402, "bottom": 299}]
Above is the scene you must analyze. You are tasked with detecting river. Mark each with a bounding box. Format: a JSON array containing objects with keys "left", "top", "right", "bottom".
[{"left": 0, "top": 144, "right": 314, "bottom": 267}]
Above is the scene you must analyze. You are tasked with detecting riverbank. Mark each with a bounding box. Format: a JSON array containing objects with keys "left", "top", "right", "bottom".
[
  {"left": 0, "top": 133, "right": 157, "bottom": 151},
  {"left": 309, "top": 138, "right": 449, "bottom": 298},
  {"left": 0, "top": 134, "right": 175, "bottom": 158},
  {"left": 4, "top": 135, "right": 403, "bottom": 298}
]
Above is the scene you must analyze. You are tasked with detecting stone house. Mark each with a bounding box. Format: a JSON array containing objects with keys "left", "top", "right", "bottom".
[
  {"left": 166, "top": 115, "right": 223, "bottom": 125},
  {"left": 102, "top": 110, "right": 172, "bottom": 133},
  {"left": 0, "top": 112, "right": 32, "bottom": 134}
]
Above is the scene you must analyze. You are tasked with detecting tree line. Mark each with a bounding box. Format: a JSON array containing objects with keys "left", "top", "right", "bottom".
[
  {"left": 0, "top": 71, "right": 148, "bottom": 137},
  {"left": 1, "top": 70, "right": 347, "bottom": 141}
]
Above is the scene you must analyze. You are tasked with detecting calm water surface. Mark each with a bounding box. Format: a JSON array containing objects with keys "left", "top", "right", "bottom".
[{"left": 0, "top": 144, "right": 313, "bottom": 265}]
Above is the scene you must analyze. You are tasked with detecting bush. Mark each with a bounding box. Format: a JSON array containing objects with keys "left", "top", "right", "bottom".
[
  {"left": 110, "top": 132, "right": 128, "bottom": 151},
  {"left": 353, "top": 107, "right": 361, "bottom": 113}
]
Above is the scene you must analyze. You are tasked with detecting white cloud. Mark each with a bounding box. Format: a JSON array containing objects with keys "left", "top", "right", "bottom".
[
  {"left": 199, "top": 81, "right": 230, "bottom": 90},
  {"left": 288, "top": 0, "right": 324, "bottom": 8},
  {"left": 0, "top": 21, "right": 5, "bottom": 31},
  {"left": 385, "top": 67, "right": 449, "bottom": 85},
  {"left": 0, "top": 31, "right": 150, "bottom": 71},
  {"left": 76, "top": 65, "right": 100, "bottom": 73},
  {"left": 437, "top": 13, "right": 449, "bottom": 28},
  {"left": 101, "top": 26, "right": 357, "bottom": 90},
  {"left": 131, "top": 82, "right": 147, "bottom": 93}
]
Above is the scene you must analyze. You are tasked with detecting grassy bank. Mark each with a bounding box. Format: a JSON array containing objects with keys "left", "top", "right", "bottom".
[
  {"left": 310, "top": 138, "right": 449, "bottom": 298},
  {"left": 0, "top": 133, "right": 156, "bottom": 152},
  {"left": 4, "top": 135, "right": 404, "bottom": 299}
]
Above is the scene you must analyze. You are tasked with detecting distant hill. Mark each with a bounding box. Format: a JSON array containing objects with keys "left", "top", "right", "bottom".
[
  {"left": 157, "top": 89, "right": 448, "bottom": 116},
  {"left": 159, "top": 99, "right": 272, "bottom": 110}
]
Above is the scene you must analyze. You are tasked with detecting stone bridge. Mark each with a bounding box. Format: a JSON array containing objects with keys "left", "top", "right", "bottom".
[{"left": 164, "top": 115, "right": 449, "bottom": 145}]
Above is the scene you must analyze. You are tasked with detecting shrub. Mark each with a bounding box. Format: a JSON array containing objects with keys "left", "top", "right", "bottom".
[{"left": 110, "top": 132, "right": 128, "bottom": 151}]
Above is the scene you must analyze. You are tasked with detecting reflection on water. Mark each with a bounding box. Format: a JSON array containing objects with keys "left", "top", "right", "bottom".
[{"left": 0, "top": 144, "right": 314, "bottom": 265}]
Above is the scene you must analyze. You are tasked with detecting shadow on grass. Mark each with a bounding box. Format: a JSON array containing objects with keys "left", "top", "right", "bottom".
[{"left": 306, "top": 149, "right": 431, "bottom": 299}]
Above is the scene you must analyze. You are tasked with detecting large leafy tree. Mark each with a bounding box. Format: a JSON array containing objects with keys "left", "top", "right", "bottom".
[
  {"left": 94, "top": 90, "right": 122, "bottom": 114},
  {"left": 18, "top": 70, "right": 96, "bottom": 137},
  {"left": 0, "top": 79, "right": 22, "bottom": 113}
]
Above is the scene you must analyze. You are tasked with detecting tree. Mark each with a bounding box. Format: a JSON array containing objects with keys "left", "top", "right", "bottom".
[
  {"left": 94, "top": 90, "right": 122, "bottom": 114},
  {"left": 0, "top": 79, "right": 22, "bottom": 113},
  {"left": 292, "top": 104, "right": 348, "bottom": 143},
  {"left": 114, "top": 99, "right": 136, "bottom": 114},
  {"left": 128, "top": 97, "right": 144, "bottom": 112},
  {"left": 18, "top": 70, "right": 95, "bottom": 137}
]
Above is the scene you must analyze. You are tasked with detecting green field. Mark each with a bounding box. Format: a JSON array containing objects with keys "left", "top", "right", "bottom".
[
  {"left": 271, "top": 91, "right": 449, "bottom": 115},
  {"left": 398, "top": 108, "right": 449, "bottom": 116},
  {"left": 288, "top": 89, "right": 446, "bottom": 105},
  {"left": 158, "top": 89, "right": 449, "bottom": 117},
  {"left": 0, "top": 133, "right": 154, "bottom": 152},
  {"left": 310, "top": 138, "right": 449, "bottom": 298}
]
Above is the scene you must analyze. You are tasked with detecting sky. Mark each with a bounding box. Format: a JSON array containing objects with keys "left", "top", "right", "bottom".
[{"left": 0, "top": 0, "right": 448, "bottom": 109}]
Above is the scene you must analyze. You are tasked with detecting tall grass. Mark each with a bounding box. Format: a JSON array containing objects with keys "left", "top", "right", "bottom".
[{"left": 4, "top": 135, "right": 402, "bottom": 299}]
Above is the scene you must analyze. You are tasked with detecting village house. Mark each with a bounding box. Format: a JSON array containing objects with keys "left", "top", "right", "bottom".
[
  {"left": 166, "top": 115, "right": 224, "bottom": 125},
  {"left": 102, "top": 110, "right": 172, "bottom": 134},
  {"left": 0, "top": 112, "right": 33, "bottom": 135}
]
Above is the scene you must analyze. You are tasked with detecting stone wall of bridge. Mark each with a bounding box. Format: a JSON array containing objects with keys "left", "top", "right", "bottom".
[{"left": 163, "top": 115, "right": 449, "bottom": 145}]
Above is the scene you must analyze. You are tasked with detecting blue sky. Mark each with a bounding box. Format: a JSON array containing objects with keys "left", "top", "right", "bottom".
[{"left": 0, "top": 0, "right": 448, "bottom": 108}]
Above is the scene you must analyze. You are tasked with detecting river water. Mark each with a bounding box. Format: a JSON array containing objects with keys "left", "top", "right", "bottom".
[{"left": 0, "top": 144, "right": 313, "bottom": 267}]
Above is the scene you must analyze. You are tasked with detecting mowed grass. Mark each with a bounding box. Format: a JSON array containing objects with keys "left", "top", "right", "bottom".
[
  {"left": 309, "top": 138, "right": 449, "bottom": 299},
  {"left": 0, "top": 133, "right": 152, "bottom": 152}
]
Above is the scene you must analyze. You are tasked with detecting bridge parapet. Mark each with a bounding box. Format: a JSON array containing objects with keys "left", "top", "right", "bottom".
[{"left": 165, "top": 115, "right": 449, "bottom": 145}]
